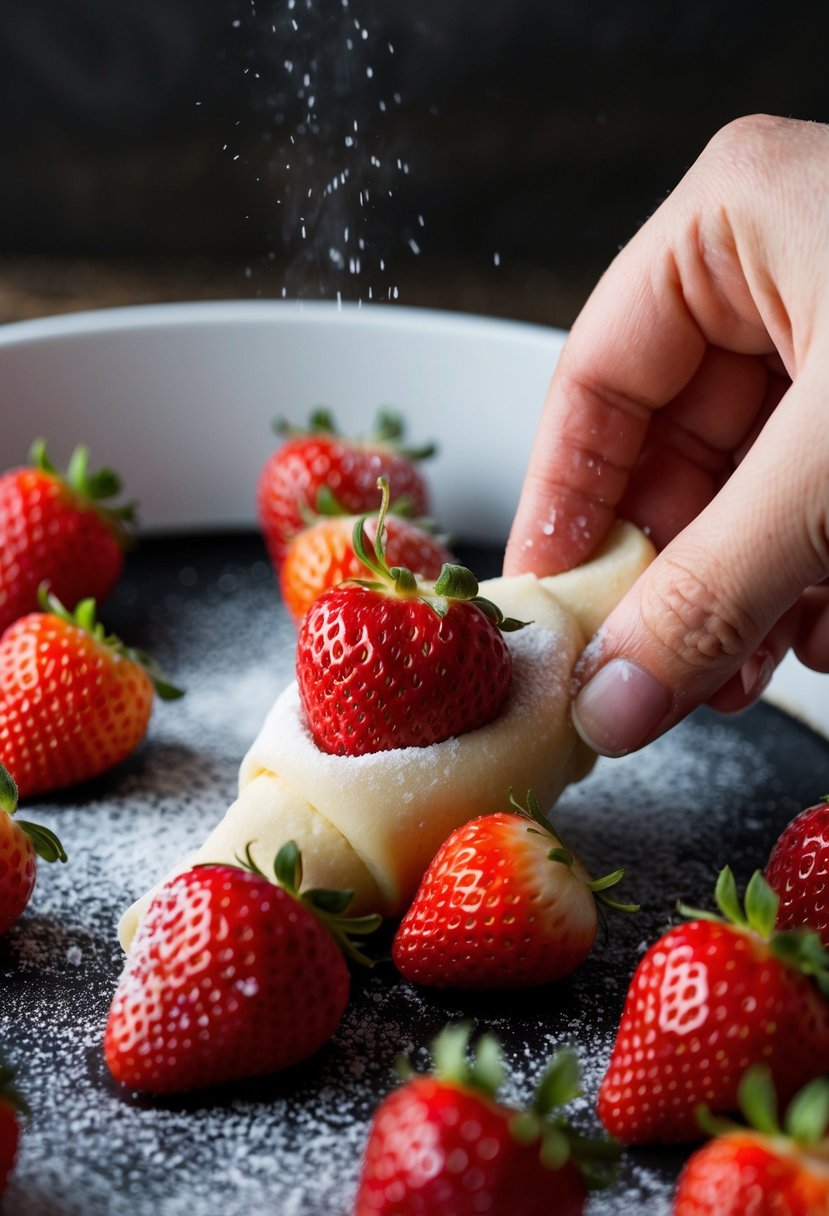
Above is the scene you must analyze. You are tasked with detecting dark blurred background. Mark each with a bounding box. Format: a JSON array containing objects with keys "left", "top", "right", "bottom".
[{"left": 1, "top": 0, "right": 827, "bottom": 326}]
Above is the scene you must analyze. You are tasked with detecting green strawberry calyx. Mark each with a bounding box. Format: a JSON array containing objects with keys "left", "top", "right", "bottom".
[
  {"left": 350, "top": 478, "right": 525, "bottom": 629},
  {"left": 509, "top": 789, "right": 639, "bottom": 915},
  {"left": 237, "top": 840, "right": 382, "bottom": 967},
  {"left": 697, "top": 1063, "right": 829, "bottom": 1150},
  {"left": 678, "top": 866, "right": 829, "bottom": 996},
  {"left": 0, "top": 760, "right": 66, "bottom": 863},
  {"left": 399, "top": 1025, "right": 618, "bottom": 1189},
  {"left": 296, "top": 486, "right": 442, "bottom": 543},
  {"left": 274, "top": 406, "right": 437, "bottom": 463},
  {"left": 30, "top": 438, "right": 136, "bottom": 545},
  {"left": 37, "top": 587, "right": 184, "bottom": 702}
]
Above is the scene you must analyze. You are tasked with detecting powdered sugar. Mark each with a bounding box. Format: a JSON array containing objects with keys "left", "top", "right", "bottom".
[{"left": 2, "top": 535, "right": 827, "bottom": 1216}]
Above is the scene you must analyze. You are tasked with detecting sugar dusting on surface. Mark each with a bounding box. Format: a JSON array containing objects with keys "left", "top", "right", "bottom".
[{"left": 2, "top": 539, "right": 826, "bottom": 1216}]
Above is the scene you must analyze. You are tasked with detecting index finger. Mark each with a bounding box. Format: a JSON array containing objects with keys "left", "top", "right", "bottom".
[
  {"left": 504, "top": 235, "right": 708, "bottom": 577},
  {"left": 502, "top": 117, "right": 799, "bottom": 578}
]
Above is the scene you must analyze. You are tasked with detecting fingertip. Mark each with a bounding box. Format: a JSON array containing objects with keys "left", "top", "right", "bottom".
[{"left": 571, "top": 656, "right": 674, "bottom": 757}]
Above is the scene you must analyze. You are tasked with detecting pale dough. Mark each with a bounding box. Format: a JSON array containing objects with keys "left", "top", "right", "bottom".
[{"left": 118, "top": 521, "right": 654, "bottom": 950}]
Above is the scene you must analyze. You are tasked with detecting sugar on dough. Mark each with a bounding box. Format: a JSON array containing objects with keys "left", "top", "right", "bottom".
[{"left": 118, "top": 521, "right": 655, "bottom": 950}]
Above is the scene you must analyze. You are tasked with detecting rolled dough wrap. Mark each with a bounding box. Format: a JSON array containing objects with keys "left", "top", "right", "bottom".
[{"left": 118, "top": 520, "right": 655, "bottom": 951}]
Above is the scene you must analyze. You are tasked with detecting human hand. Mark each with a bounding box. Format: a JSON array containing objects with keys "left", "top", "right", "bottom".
[{"left": 504, "top": 114, "right": 829, "bottom": 757}]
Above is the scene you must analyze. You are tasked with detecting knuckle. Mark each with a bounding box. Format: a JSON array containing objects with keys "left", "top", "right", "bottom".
[
  {"left": 701, "top": 114, "right": 829, "bottom": 193},
  {"left": 706, "top": 113, "right": 790, "bottom": 164},
  {"left": 639, "top": 556, "right": 756, "bottom": 671}
]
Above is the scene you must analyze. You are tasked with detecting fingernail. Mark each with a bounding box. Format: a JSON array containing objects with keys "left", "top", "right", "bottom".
[
  {"left": 740, "top": 649, "right": 775, "bottom": 700},
  {"left": 572, "top": 658, "right": 673, "bottom": 757}
]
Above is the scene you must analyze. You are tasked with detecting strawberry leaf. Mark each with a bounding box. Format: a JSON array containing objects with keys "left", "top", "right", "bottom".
[
  {"left": 714, "top": 866, "right": 747, "bottom": 927},
  {"left": 539, "top": 1126, "right": 571, "bottom": 1170},
  {"left": 18, "top": 821, "right": 67, "bottom": 864},
  {"left": 785, "top": 1076, "right": 829, "bottom": 1144},
  {"left": 304, "top": 887, "right": 354, "bottom": 916},
  {"left": 533, "top": 1048, "right": 582, "bottom": 1115},
  {"left": 33, "top": 439, "right": 137, "bottom": 533},
  {"left": 274, "top": 841, "right": 302, "bottom": 893},
  {"left": 0, "top": 1056, "right": 29, "bottom": 1118},
  {"left": 370, "top": 408, "right": 436, "bottom": 461},
  {"left": 738, "top": 1064, "right": 780, "bottom": 1136},
  {"left": 744, "top": 870, "right": 779, "bottom": 939},
  {"left": 29, "top": 436, "right": 57, "bottom": 475},
  {"left": 239, "top": 839, "right": 381, "bottom": 967},
  {"left": 432, "top": 1024, "right": 504, "bottom": 1097},
  {"left": 432, "top": 564, "right": 480, "bottom": 601},
  {"left": 371, "top": 409, "right": 406, "bottom": 445},
  {"left": 0, "top": 762, "right": 18, "bottom": 816},
  {"left": 274, "top": 408, "right": 338, "bottom": 438},
  {"left": 36, "top": 587, "right": 184, "bottom": 701},
  {"left": 389, "top": 566, "right": 418, "bottom": 594},
  {"left": 770, "top": 927, "right": 829, "bottom": 994},
  {"left": 314, "top": 485, "right": 349, "bottom": 517}
]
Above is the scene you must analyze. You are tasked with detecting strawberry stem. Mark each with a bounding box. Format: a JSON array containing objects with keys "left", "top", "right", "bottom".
[{"left": 349, "top": 479, "right": 526, "bottom": 630}]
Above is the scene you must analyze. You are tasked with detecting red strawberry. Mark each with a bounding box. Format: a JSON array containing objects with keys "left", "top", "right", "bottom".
[
  {"left": 355, "top": 1024, "right": 617, "bottom": 1216},
  {"left": 104, "top": 841, "right": 380, "bottom": 1094},
  {"left": 0, "top": 439, "right": 134, "bottom": 633},
  {"left": 257, "top": 408, "right": 434, "bottom": 569},
  {"left": 0, "top": 591, "right": 181, "bottom": 799},
  {"left": 0, "top": 1056, "right": 25, "bottom": 1194},
  {"left": 673, "top": 1065, "right": 829, "bottom": 1215},
  {"left": 280, "top": 509, "right": 453, "bottom": 625},
  {"left": 296, "top": 479, "right": 521, "bottom": 756},
  {"left": 392, "top": 790, "right": 637, "bottom": 989},
  {"left": 598, "top": 867, "right": 829, "bottom": 1145},
  {"left": 766, "top": 797, "right": 829, "bottom": 946},
  {"left": 0, "top": 761, "right": 66, "bottom": 935}
]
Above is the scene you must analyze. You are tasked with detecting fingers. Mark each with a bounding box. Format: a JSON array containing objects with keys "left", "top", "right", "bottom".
[
  {"left": 503, "top": 233, "right": 707, "bottom": 577},
  {"left": 704, "top": 604, "right": 802, "bottom": 715},
  {"left": 616, "top": 346, "right": 774, "bottom": 549},
  {"left": 569, "top": 365, "right": 829, "bottom": 756},
  {"left": 505, "top": 115, "right": 829, "bottom": 581},
  {"left": 795, "top": 584, "right": 829, "bottom": 673}
]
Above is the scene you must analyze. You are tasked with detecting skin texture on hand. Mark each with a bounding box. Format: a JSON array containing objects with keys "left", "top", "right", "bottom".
[{"left": 504, "top": 114, "right": 829, "bottom": 756}]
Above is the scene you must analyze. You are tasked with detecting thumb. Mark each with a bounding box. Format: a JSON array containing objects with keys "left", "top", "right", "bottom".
[{"left": 570, "top": 371, "right": 829, "bottom": 756}]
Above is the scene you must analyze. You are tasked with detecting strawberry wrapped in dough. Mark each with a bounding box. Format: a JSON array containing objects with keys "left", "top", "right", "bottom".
[{"left": 118, "top": 521, "right": 653, "bottom": 950}]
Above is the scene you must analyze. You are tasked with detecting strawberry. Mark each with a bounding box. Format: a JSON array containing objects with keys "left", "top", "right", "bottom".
[
  {"left": 279, "top": 508, "right": 453, "bottom": 625},
  {"left": 354, "top": 1024, "right": 617, "bottom": 1216},
  {"left": 257, "top": 408, "right": 435, "bottom": 569},
  {"left": 0, "top": 591, "right": 181, "bottom": 799},
  {"left": 296, "top": 479, "right": 521, "bottom": 756},
  {"left": 0, "top": 1055, "right": 25, "bottom": 1194},
  {"left": 0, "top": 439, "right": 134, "bottom": 634},
  {"left": 104, "top": 841, "right": 380, "bottom": 1094},
  {"left": 766, "top": 796, "right": 829, "bottom": 946},
  {"left": 392, "top": 790, "right": 637, "bottom": 989},
  {"left": 0, "top": 761, "right": 66, "bottom": 935},
  {"left": 673, "top": 1065, "right": 829, "bottom": 1215},
  {"left": 597, "top": 867, "right": 829, "bottom": 1145}
]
